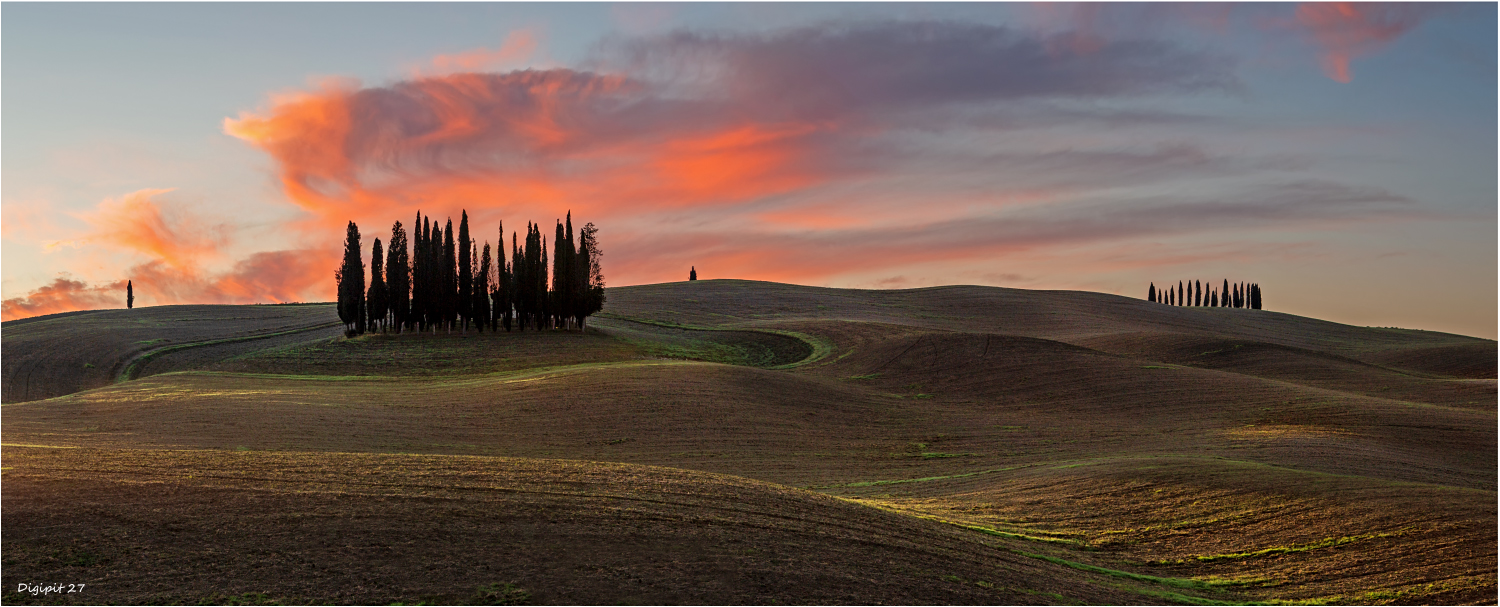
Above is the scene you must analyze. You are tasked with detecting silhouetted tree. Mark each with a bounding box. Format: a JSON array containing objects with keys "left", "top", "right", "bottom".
[
  {"left": 552, "top": 219, "right": 568, "bottom": 330},
  {"left": 579, "top": 221, "right": 605, "bottom": 324},
  {"left": 458, "top": 211, "right": 472, "bottom": 331},
  {"left": 413, "top": 214, "right": 428, "bottom": 331},
  {"left": 387, "top": 221, "right": 410, "bottom": 333},
  {"left": 438, "top": 219, "right": 452, "bottom": 331},
  {"left": 336, "top": 221, "right": 365, "bottom": 335},
  {"left": 127, "top": 280, "right": 134, "bottom": 309},
  {"left": 1148, "top": 282, "right": 1156, "bottom": 303},
  {"left": 534, "top": 226, "right": 545, "bottom": 328},
  {"left": 1251, "top": 283, "right": 1262, "bottom": 310},
  {"left": 472, "top": 243, "right": 488, "bottom": 332},
  {"left": 492, "top": 222, "right": 510, "bottom": 332},
  {"left": 368, "top": 238, "right": 388, "bottom": 333},
  {"left": 691, "top": 267, "right": 698, "bottom": 281},
  {"left": 1177, "top": 281, "right": 1184, "bottom": 307}
]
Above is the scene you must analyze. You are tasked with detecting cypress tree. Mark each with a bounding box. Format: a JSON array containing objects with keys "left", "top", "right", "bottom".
[
  {"left": 430, "top": 222, "right": 442, "bottom": 330},
  {"left": 472, "top": 243, "right": 488, "bottom": 333},
  {"left": 534, "top": 232, "right": 546, "bottom": 328},
  {"left": 336, "top": 221, "right": 365, "bottom": 335},
  {"left": 1252, "top": 284, "right": 1262, "bottom": 310},
  {"left": 1148, "top": 282, "right": 1156, "bottom": 303},
  {"left": 579, "top": 222, "right": 605, "bottom": 324},
  {"left": 414, "top": 215, "right": 429, "bottom": 331},
  {"left": 494, "top": 222, "right": 509, "bottom": 332},
  {"left": 1177, "top": 281, "right": 1183, "bottom": 306},
  {"left": 388, "top": 221, "right": 410, "bottom": 333},
  {"left": 552, "top": 219, "right": 568, "bottom": 330},
  {"left": 1211, "top": 289, "right": 1218, "bottom": 308},
  {"left": 443, "top": 219, "right": 457, "bottom": 332},
  {"left": 458, "top": 211, "right": 472, "bottom": 331},
  {"left": 368, "top": 238, "right": 388, "bottom": 333},
  {"left": 1193, "top": 280, "right": 1200, "bottom": 306},
  {"left": 564, "top": 213, "right": 579, "bottom": 330},
  {"left": 515, "top": 224, "right": 529, "bottom": 330},
  {"left": 513, "top": 229, "right": 524, "bottom": 330},
  {"left": 127, "top": 280, "right": 134, "bottom": 309}
]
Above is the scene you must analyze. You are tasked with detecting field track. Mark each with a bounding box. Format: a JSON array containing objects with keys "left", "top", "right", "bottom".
[{"left": 3, "top": 280, "right": 1494, "bottom": 604}]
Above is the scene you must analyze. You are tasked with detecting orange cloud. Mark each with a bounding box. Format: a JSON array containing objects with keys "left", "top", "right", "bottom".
[
  {"left": 0, "top": 247, "right": 338, "bottom": 321},
  {"left": 68, "top": 188, "right": 227, "bottom": 268},
  {"left": 1293, "top": 2, "right": 1436, "bottom": 83},
  {"left": 1, "top": 276, "right": 126, "bottom": 321},
  {"left": 428, "top": 29, "right": 538, "bottom": 74}
]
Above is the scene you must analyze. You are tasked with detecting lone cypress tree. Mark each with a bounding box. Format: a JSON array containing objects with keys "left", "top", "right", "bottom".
[
  {"left": 336, "top": 221, "right": 365, "bottom": 335},
  {"left": 368, "top": 238, "right": 388, "bottom": 333},
  {"left": 127, "top": 280, "right": 134, "bottom": 309},
  {"left": 690, "top": 267, "right": 697, "bottom": 281},
  {"left": 387, "top": 221, "right": 410, "bottom": 333},
  {"left": 458, "top": 211, "right": 472, "bottom": 331}
]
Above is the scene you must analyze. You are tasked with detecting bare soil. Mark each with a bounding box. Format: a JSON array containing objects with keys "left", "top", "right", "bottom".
[{"left": 3, "top": 281, "right": 1494, "bottom": 605}]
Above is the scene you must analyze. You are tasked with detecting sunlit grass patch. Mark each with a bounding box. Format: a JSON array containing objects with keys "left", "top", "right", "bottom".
[{"left": 1150, "top": 529, "right": 1410, "bottom": 564}]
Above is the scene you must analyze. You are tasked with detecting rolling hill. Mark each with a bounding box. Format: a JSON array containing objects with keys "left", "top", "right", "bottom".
[{"left": 3, "top": 280, "right": 1494, "bottom": 604}]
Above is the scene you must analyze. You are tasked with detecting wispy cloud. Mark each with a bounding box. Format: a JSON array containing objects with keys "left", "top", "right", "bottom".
[{"left": 1290, "top": 2, "right": 1442, "bottom": 83}]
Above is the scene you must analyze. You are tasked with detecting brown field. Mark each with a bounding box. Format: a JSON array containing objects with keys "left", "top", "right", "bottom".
[{"left": 3, "top": 280, "right": 1494, "bottom": 604}]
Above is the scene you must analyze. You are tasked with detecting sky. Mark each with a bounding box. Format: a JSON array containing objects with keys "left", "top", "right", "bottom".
[{"left": 2, "top": 2, "right": 1495, "bottom": 339}]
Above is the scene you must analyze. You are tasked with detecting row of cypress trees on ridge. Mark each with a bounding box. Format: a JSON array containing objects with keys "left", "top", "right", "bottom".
[
  {"left": 1148, "top": 279, "right": 1262, "bottom": 310},
  {"left": 336, "top": 210, "right": 604, "bottom": 336}
]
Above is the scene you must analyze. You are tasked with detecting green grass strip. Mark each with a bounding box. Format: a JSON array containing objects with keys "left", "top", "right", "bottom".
[
  {"left": 818, "top": 465, "right": 1028, "bottom": 488},
  {"left": 119, "top": 321, "right": 342, "bottom": 382},
  {"left": 596, "top": 314, "right": 832, "bottom": 368},
  {"left": 1013, "top": 549, "right": 1232, "bottom": 591},
  {"left": 1152, "top": 529, "right": 1408, "bottom": 564}
]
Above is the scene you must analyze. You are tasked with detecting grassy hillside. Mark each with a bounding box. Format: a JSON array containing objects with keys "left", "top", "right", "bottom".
[{"left": 2, "top": 281, "right": 1493, "bottom": 604}]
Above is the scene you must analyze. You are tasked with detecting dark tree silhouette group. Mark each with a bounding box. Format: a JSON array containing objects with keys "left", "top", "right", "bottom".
[
  {"left": 336, "top": 210, "right": 605, "bottom": 336},
  {"left": 1148, "top": 279, "right": 1261, "bottom": 310}
]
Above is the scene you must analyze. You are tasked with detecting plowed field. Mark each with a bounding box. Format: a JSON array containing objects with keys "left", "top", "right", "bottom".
[{"left": 3, "top": 280, "right": 1493, "bottom": 604}]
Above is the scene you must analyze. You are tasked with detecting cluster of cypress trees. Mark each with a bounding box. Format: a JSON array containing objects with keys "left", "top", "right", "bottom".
[
  {"left": 1148, "top": 279, "right": 1261, "bottom": 310},
  {"left": 335, "top": 210, "right": 604, "bottom": 336}
]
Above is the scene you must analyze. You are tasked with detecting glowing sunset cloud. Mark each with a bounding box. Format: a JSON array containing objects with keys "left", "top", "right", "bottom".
[
  {"left": 1294, "top": 2, "right": 1438, "bottom": 82},
  {"left": 0, "top": 276, "right": 127, "bottom": 320},
  {"left": 214, "top": 20, "right": 1244, "bottom": 288},
  {"left": 426, "top": 29, "right": 539, "bottom": 75},
  {"left": 68, "top": 188, "right": 225, "bottom": 269}
]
